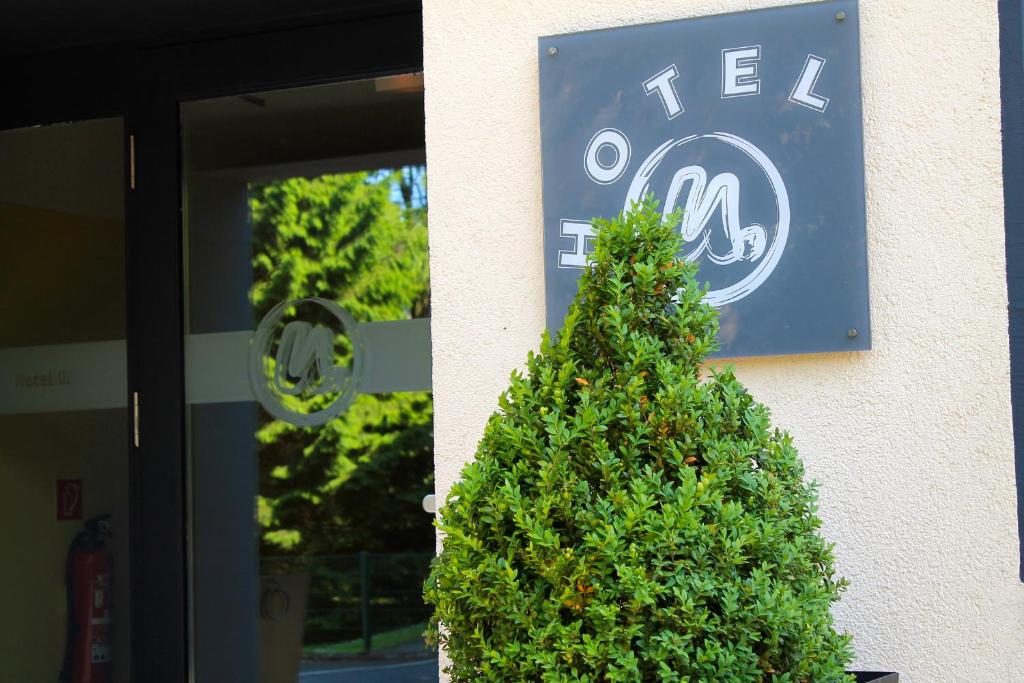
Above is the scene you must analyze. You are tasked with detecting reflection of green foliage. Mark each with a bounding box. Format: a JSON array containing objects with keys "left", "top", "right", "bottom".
[
  {"left": 250, "top": 171, "right": 429, "bottom": 323},
  {"left": 250, "top": 168, "right": 434, "bottom": 557}
]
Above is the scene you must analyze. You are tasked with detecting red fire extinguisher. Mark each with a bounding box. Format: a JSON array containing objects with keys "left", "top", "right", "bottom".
[{"left": 60, "top": 515, "right": 113, "bottom": 683}]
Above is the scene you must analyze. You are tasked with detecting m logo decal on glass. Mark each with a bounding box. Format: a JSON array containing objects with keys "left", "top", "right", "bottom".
[{"left": 249, "top": 297, "right": 364, "bottom": 427}]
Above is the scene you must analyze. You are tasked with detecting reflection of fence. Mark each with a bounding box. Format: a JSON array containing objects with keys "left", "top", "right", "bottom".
[{"left": 263, "top": 552, "right": 434, "bottom": 653}]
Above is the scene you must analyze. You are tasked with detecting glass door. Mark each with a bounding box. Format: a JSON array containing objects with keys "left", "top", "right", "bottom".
[
  {"left": 181, "top": 74, "right": 436, "bottom": 682},
  {"left": 0, "top": 118, "right": 131, "bottom": 682}
]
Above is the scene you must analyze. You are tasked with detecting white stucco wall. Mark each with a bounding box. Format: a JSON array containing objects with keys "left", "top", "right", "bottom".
[{"left": 423, "top": 0, "right": 1024, "bottom": 680}]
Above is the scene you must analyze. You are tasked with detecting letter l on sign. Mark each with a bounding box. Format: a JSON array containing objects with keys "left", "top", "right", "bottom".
[{"left": 789, "top": 54, "right": 830, "bottom": 111}]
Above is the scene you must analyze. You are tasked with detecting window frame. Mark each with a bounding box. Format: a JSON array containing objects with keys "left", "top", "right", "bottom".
[{"left": 0, "top": 6, "right": 425, "bottom": 679}]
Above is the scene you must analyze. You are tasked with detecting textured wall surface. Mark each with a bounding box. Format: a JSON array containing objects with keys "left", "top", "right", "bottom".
[{"left": 423, "top": 0, "right": 1024, "bottom": 679}]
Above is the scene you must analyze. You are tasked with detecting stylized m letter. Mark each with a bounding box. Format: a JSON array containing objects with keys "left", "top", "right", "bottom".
[
  {"left": 274, "top": 321, "right": 345, "bottom": 395},
  {"left": 665, "top": 165, "right": 767, "bottom": 265}
]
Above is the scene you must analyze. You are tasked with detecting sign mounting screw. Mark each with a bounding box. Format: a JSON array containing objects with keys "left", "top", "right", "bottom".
[
  {"left": 548, "top": 46, "right": 559, "bottom": 57},
  {"left": 835, "top": 10, "right": 846, "bottom": 22},
  {"left": 847, "top": 328, "right": 859, "bottom": 339}
]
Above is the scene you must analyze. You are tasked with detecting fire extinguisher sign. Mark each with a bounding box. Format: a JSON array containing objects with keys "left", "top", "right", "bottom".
[{"left": 57, "top": 479, "right": 83, "bottom": 520}]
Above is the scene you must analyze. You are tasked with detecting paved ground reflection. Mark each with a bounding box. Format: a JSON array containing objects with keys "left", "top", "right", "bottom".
[{"left": 299, "top": 657, "right": 438, "bottom": 682}]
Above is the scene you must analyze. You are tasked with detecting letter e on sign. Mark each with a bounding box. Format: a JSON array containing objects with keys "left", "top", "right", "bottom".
[
  {"left": 57, "top": 479, "right": 83, "bottom": 520},
  {"left": 722, "top": 46, "right": 761, "bottom": 98}
]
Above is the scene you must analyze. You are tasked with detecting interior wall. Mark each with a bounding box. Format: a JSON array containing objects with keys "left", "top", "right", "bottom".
[
  {"left": 0, "top": 202, "right": 125, "bottom": 347},
  {"left": 0, "top": 118, "right": 123, "bottom": 221},
  {"left": 422, "top": 0, "right": 1024, "bottom": 680},
  {"left": 0, "top": 119, "right": 129, "bottom": 683},
  {"left": 0, "top": 411, "right": 130, "bottom": 683}
]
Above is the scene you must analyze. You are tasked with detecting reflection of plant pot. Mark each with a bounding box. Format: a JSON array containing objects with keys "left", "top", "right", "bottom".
[
  {"left": 851, "top": 673, "right": 898, "bottom": 682},
  {"left": 259, "top": 573, "right": 311, "bottom": 683}
]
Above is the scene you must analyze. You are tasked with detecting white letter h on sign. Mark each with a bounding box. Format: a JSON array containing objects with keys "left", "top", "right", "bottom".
[{"left": 558, "top": 219, "right": 595, "bottom": 268}]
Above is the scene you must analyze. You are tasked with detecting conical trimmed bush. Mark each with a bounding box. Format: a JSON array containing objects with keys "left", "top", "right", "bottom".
[{"left": 425, "top": 198, "right": 854, "bottom": 682}]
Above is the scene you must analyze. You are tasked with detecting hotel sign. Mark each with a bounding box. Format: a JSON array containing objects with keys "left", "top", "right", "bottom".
[{"left": 539, "top": 0, "right": 869, "bottom": 357}]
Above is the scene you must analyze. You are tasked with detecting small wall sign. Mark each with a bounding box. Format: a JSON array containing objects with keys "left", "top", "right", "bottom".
[
  {"left": 539, "top": 0, "right": 869, "bottom": 357},
  {"left": 57, "top": 479, "right": 83, "bottom": 521}
]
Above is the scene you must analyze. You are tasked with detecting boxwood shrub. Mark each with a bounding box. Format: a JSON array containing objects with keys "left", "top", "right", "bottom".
[{"left": 425, "top": 198, "right": 854, "bottom": 681}]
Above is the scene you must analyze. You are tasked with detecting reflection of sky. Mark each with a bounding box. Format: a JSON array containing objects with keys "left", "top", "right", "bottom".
[{"left": 368, "top": 164, "right": 427, "bottom": 210}]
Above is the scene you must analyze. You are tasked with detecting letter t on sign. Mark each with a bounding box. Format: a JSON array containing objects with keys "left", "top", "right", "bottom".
[{"left": 643, "top": 64, "right": 684, "bottom": 119}]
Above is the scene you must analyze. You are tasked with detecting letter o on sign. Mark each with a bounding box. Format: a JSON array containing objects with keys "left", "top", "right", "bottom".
[{"left": 584, "top": 128, "right": 630, "bottom": 184}]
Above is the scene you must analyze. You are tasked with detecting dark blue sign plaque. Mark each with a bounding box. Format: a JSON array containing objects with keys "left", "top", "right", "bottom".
[{"left": 539, "top": 0, "right": 869, "bottom": 357}]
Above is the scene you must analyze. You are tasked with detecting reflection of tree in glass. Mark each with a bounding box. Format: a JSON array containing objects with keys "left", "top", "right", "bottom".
[{"left": 249, "top": 166, "right": 433, "bottom": 560}]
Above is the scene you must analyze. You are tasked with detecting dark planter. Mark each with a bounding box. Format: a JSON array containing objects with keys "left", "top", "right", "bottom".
[{"left": 852, "top": 673, "right": 898, "bottom": 682}]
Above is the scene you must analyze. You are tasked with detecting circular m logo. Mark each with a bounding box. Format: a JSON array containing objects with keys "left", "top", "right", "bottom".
[
  {"left": 562, "top": 130, "right": 789, "bottom": 308},
  {"left": 249, "top": 297, "right": 363, "bottom": 427},
  {"left": 624, "top": 132, "right": 789, "bottom": 307}
]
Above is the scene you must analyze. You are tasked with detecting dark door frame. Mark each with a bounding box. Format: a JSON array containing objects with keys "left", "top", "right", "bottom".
[{"left": 0, "top": 6, "right": 423, "bottom": 680}]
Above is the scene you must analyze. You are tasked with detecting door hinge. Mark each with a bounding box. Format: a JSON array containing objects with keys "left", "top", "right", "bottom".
[
  {"left": 129, "top": 134, "right": 136, "bottom": 190},
  {"left": 133, "top": 391, "right": 140, "bottom": 447}
]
